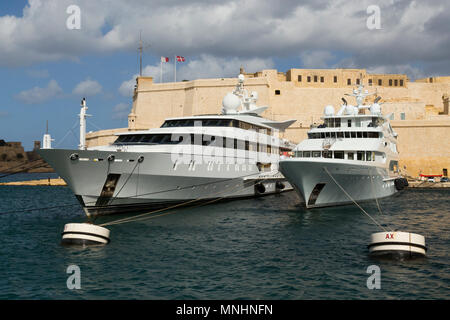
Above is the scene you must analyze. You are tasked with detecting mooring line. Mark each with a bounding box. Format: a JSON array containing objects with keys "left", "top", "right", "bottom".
[
  {"left": 368, "top": 168, "right": 384, "bottom": 216},
  {"left": 323, "top": 167, "right": 387, "bottom": 232},
  {"left": 0, "top": 170, "right": 270, "bottom": 216},
  {"left": 0, "top": 159, "right": 47, "bottom": 179},
  {"left": 99, "top": 175, "right": 271, "bottom": 227}
]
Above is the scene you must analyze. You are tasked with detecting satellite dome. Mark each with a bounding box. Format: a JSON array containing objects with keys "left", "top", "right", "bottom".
[
  {"left": 345, "top": 104, "right": 358, "bottom": 115},
  {"left": 324, "top": 105, "right": 335, "bottom": 116},
  {"left": 370, "top": 103, "right": 381, "bottom": 115},
  {"left": 222, "top": 93, "right": 241, "bottom": 114},
  {"left": 238, "top": 74, "right": 245, "bottom": 82}
]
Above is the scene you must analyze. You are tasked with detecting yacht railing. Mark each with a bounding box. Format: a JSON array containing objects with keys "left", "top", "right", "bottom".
[{"left": 322, "top": 137, "right": 336, "bottom": 149}]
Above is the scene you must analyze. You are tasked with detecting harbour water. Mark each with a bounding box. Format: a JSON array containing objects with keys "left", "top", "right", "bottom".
[{"left": 0, "top": 173, "right": 448, "bottom": 299}]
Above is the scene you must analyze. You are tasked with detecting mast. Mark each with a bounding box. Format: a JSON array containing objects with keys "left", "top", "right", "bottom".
[
  {"left": 138, "top": 31, "right": 143, "bottom": 77},
  {"left": 42, "top": 120, "right": 53, "bottom": 149},
  {"left": 137, "top": 31, "right": 150, "bottom": 78},
  {"left": 79, "top": 98, "right": 90, "bottom": 150}
]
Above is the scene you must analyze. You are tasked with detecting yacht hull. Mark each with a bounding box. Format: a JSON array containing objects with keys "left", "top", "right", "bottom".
[
  {"left": 279, "top": 159, "right": 398, "bottom": 208},
  {"left": 39, "top": 149, "right": 291, "bottom": 216}
]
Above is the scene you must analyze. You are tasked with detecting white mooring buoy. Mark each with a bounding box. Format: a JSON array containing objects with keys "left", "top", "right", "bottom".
[
  {"left": 368, "top": 231, "right": 426, "bottom": 258},
  {"left": 61, "top": 223, "right": 110, "bottom": 245}
]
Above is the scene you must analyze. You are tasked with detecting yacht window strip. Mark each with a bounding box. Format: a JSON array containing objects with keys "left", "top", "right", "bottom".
[
  {"left": 161, "top": 118, "right": 272, "bottom": 134},
  {"left": 114, "top": 133, "right": 279, "bottom": 152},
  {"left": 307, "top": 131, "right": 380, "bottom": 139},
  {"left": 296, "top": 150, "right": 378, "bottom": 162}
]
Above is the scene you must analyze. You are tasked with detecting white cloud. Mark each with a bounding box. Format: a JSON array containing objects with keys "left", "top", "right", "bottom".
[
  {"left": 73, "top": 78, "right": 102, "bottom": 96},
  {"left": 112, "top": 102, "right": 129, "bottom": 120},
  {"left": 118, "top": 78, "right": 136, "bottom": 97},
  {"left": 118, "top": 54, "right": 274, "bottom": 96},
  {"left": 0, "top": 0, "right": 449, "bottom": 76},
  {"left": 300, "top": 51, "right": 335, "bottom": 69},
  {"left": 367, "top": 64, "right": 426, "bottom": 81},
  {"left": 15, "top": 79, "right": 63, "bottom": 104},
  {"left": 177, "top": 55, "right": 274, "bottom": 80}
]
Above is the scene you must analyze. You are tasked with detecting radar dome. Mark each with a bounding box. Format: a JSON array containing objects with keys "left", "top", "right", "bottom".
[
  {"left": 370, "top": 103, "right": 381, "bottom": 115},
  {"left": 222, "top": 93, "right": 241, "bottom": 114},
  {"left": 238, "top": 74, "right": 245, "bottom": 82},
  {"left": 345, "top": 104, "right": 358, "bottom": 115},
  {"left": 324, "top": 105, "right": 335, "bottom": 116}
]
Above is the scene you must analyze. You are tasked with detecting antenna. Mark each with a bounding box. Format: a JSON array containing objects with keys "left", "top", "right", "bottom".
[
  {"left": 46, "top": 120, "right": 48, "bottom": 134},
  {"left": 138, "top": 30, "right": 151, "bottom": 77}
]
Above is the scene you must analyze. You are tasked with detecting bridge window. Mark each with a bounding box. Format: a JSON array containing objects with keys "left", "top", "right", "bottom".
[
  {"left": 400, "top": 79, "right": 404, "bottom": 86},
  {"left": 357, "top": 151, "right": 365, "bottom": 161},
  {"left": 298, "top": 75, "right": 302, "bottom": 82},
  {"left": 314, "top": 75, "right": 318, "bottom": 82},
  {"left": 320, "top": 76, "right": 324, "bottom": 83},
  {"left": 275, "top": 90, "right": 281, "bottom": 95},
  {"left": 307, "top": 76, "right": 311, "bottom": 82},
  {"left": 334, "top": 76, "right": 337, "bottom": 83},
  {"left": 334, "top": 151, "right": 344, "bottom": 159},
  {"left": 347, "top": 152, "right": 354, "bottom": 160},
  {"left": 347, "top": 79, "right": 351, "bottom": 85},
  {"left": 303, "top": 151, "right": 311, "bottom": 157},
  {"left": 378, "top": 79, "right": 382, "bottom": 86},
  {"left": 389, "top": 160, "right": 399, "bottom": 172},
  {"left": 313, "top": 151, "right": 321, "bottom": 158},
  {"left": 322, "top": 151, "right": 332, "bottom": 158}
]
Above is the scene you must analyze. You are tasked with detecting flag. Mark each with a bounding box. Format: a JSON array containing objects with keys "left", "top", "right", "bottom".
[
  {"left": 161, "top": 57, "right": 169, "bottom": 63},
  {"left": 176, "top": 56, "right": 185, "bottom": 62}
]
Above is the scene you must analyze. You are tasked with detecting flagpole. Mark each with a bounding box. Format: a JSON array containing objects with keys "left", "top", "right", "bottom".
[
  {"left": 174, "top": 55, "right": 177, "bottom": 82},
  {"left": 160, "top": 60, "right": 162, "bottom": 83}
]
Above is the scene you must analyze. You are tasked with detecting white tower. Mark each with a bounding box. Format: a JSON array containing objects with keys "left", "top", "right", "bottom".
[
  {"left": 42, "top": 120, "right": 54, "bottom": 149},
  {"left": 79, "top": 98, "right": 90, "bottom": 150}
]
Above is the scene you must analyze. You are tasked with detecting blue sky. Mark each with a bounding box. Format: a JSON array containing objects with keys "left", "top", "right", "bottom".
[{"left": 1, "top": 0, "right": 449, "bottom": 150}]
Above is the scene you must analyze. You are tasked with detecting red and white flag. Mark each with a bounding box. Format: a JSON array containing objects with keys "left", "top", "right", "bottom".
[
  {"left": 161, "top": 56, "right": 169, "bottom": 63},
  {"left": 176, "top": 56, "right": 185, "bottom": 62}
]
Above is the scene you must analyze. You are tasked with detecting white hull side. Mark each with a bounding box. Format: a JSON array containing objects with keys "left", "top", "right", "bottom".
[
  {"left": 39, "top": 149, "right": 291, "bottom": 216},
  {"left": 279, "top": 159, "right": 398, "bottom": 208}
]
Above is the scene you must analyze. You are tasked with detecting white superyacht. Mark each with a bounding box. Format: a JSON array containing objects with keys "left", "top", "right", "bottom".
[
  {"left": 39, "top": 74, "right": 296, "bottom": 216},
  {"left": 279, "top": 84, "right": 407, "bottom": 208}
]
